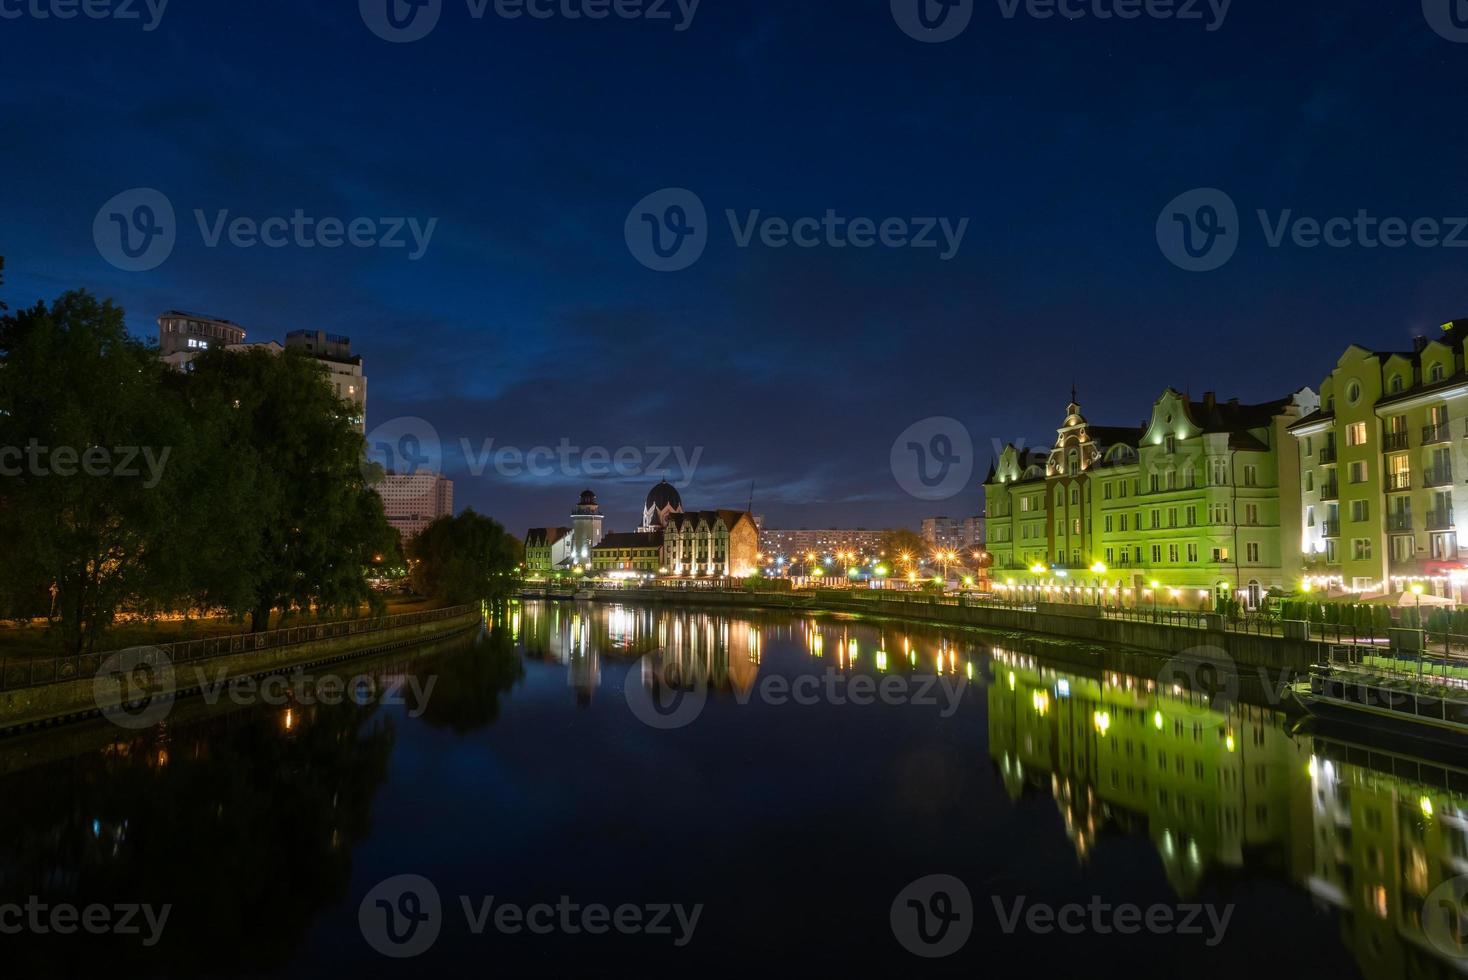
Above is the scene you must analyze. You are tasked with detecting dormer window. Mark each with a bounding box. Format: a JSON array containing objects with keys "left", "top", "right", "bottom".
[
  {"left": 1389, "top": 374, "right": 1404, "bottom": 393},
  {"left": 1430, "top": 363, "right": 1446, "bottom": 383}
]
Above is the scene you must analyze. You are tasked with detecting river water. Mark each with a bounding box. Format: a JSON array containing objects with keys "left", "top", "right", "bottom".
[{"left": 0, "top": 599, "right": 1464, "bottom": 978}]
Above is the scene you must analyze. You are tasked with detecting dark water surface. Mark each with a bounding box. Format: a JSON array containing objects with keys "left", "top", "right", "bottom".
[{"left": 1, "top": 600, "right": 1464, "bottom": 978}]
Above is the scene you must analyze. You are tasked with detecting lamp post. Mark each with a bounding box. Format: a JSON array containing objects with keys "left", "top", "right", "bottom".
[
  {"left": 1411, "top": 582, "right": 1425, "bottom": 679},
  {"left": 1091, "top": 562, "right": 1107, "bottom": 608}
]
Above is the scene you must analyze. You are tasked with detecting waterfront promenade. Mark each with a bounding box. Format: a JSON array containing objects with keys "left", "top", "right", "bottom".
[{"left": 522, "top": 585, "right": 1465, "bottom": 677}]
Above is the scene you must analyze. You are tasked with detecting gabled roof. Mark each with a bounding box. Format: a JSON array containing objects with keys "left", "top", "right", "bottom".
[
  {"left": 525, "top": 527, "right": 571, "bottom": 547},
  {"left": 1085, "top": 425, "right": 1143, "bottom": 448},
  {"left": 1184, "top": 395, "right": 1292, "bottom": 433},
  {"left": 664, "top": 509, "right": 753, "bottom": 531}
]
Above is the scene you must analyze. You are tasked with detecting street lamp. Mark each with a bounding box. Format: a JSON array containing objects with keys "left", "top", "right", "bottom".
[
  {"left": 1411, "top": 582, "right": 1425, "bottom": 678},
  {"left": 1091, "top": 561, "right": 1107, "bottom": 607}
]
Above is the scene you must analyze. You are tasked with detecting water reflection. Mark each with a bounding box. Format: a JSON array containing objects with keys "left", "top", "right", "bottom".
[
  {"left": 1, "top": 602, "right": 1466, "bottom": 977},
  {"left": 988, "top": 652, "right": 1468, "bottom": 978}
]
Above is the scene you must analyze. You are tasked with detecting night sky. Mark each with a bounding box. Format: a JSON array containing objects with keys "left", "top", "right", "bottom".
[{"left": 3, "top": 0, "right": 1465, "bottom": 535}]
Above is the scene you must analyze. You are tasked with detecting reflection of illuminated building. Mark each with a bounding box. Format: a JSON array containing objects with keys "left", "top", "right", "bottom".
[
  {"left": 1307, "top": 740, "right": 1468, "bottom": 980},
  {"left": 988, "top": 655, "right": 1468, "bottom": 977}
]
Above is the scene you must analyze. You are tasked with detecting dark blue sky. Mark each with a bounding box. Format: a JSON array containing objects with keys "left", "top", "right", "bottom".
[{"left": 3, "top": 0, "right": 1466, "bottom": 535}]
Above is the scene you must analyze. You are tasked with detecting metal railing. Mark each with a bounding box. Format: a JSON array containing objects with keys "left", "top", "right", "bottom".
[
  {"left": 1428, "top": 509, "right": 1456, "bottom": 531},
  {"left": 1382, "top": 431, "right": 1410, "bottom": 452},
  {"left": 1319, "top": 446, "right": 1338, "bottom": 464},
  {"left": 1425, "top": 467, "right": 1455, "bottom": 488},
  {"left": 1387, "top": 472, "right": 1412, "bottom": 492},
  {"left": 1388, "top": 513, "right": 1414, "bottom": 532},
  {"left": 1423, "top": 423, "right": 1450, "bottom": 445},
  {"left": 0, "top": 604, "right": 477, "bottom": 692},
  {"left": 1320, "top": 484, "right": 1340, "bottom": 501}
]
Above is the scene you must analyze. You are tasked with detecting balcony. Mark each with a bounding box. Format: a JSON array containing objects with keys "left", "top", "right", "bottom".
[
  {"left": 1318, "top": 446, "right": 1338, "bottom": 464},
  {"left": 1388, "top": 513, "right": 1413, "bottom": 532},
  {"left": 1382, "top": 431, "right": 1410, "bottom": 452},
  {"left": 1386, "top": 472, "right": 1412, "bottom": 492},
  {"left": 1320, "top": 483, "right": 1340, "bottom": 501},
  {"left": 1425, "top": 467, "right": 1455, "bottom": 488},
  {"left": 1428, "top": 509, "right": 1456, "bottom": 531},
  {"left": 1322, "top": 519, "right": 1341, "bottom": 538},
  {"left": 1423, "top": 423, "right": 1450, "bottom": 445}
]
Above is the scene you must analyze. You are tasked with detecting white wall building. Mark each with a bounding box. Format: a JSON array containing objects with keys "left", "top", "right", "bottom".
[{"left": 376, "top": 473, "right": 454, "bottom": 541}]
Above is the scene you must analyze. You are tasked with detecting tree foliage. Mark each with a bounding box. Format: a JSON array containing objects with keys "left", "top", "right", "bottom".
[
  {"left": 0, "top": 292, "right": 197, "bottom": 652},
  {"left": 0, "top": 288, "right": 402, "bottom": 650},
  {"left": 184, "top": 347, "right": 397, "bottom": 630},
  {"left": 880, "top": 528, "right": 928, "bottom": 564},
  {"left": 409, "top": 510, "right": 522, "bottom": 605}
]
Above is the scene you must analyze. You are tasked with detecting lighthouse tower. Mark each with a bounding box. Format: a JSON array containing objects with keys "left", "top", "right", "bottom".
[{"left": 570, "top": 490, "right": 604, "bottom": 564}]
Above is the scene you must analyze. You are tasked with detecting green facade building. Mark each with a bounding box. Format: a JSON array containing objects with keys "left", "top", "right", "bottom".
[
  {"left": 985, "top": 388, "right": 1317, "bottom": 608},
  {"left": 1290, "top": 319, "right": 1468, "bottom": 598}
]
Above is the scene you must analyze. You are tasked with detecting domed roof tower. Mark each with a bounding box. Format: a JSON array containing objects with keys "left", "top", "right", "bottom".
[{"left": 641, "top": 479, "right": 684, "bottom": 531}]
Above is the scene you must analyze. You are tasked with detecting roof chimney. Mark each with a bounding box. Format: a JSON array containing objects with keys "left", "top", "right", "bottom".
[
  {"left": 1203, "top": 391, "right": 1216, "bottom": 410},
  {"left": 1413, "top": 334, "right": 1428, "bottom": 353}
]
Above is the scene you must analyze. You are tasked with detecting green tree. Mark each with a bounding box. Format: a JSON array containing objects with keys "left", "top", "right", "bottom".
[
  {"left": 0, "top": 292, "right": 191, "bottom": 652},
  {"left": 409, "top": 510, "right": 522, "bottom": 604},
  {"left": 185, "top": 347, "right": 397, "bottom": 631},
  {"left": 880, "top": 528, "right": 929, "bottom": 567}
]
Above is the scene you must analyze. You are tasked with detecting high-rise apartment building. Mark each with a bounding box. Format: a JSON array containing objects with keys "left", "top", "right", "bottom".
[
  {"left": 758, "top": 528, "right": 889, "bottom": 559},
  {"left": 157, "top": 315, "right": 368, "bottom": 431},
  {"left": 375, "top": 472, "right": 454, "bottom": 541},
  {"left": 284, "top": 330, "right": 367, "bottom": 431},
  {"left": 922, "top": 516, "right": 985, "bottom": 552}
]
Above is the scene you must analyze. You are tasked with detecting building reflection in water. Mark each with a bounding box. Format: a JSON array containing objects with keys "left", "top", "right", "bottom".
[
  {"left": 519, "top": 600, "right": 989, "bottom": 710},
  {"left": 987, "top": 651, "right": 1468, "bottom": 979}
]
